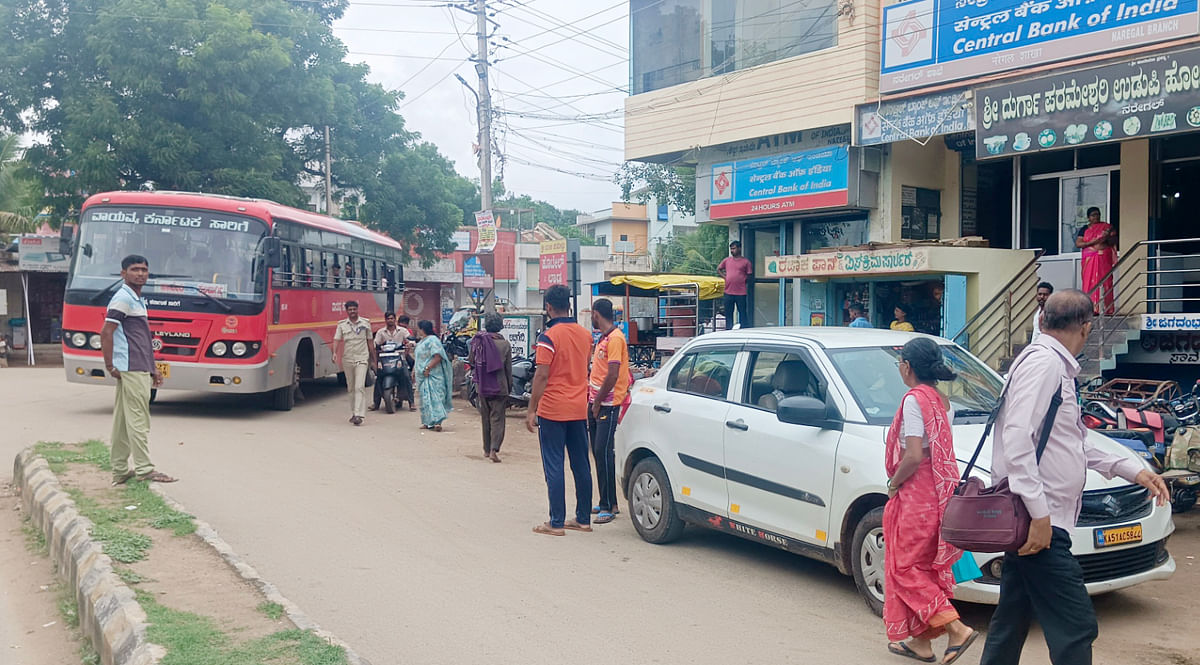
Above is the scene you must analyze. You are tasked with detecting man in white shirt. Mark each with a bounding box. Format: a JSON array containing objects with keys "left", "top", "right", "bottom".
[{"left": 1031, "top": 282, "right": 1053, "bottom": 342}]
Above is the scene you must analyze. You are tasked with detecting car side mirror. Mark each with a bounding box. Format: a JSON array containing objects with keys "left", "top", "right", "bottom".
[
  {"left": 263, "top": 237, "right": 283, "bottom": 269},
  {"left": 777, "top": 395, "right": 842, "bottom": 430}
]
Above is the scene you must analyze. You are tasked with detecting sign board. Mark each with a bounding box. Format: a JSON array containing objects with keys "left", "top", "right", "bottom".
[
  {"left": 451, "top": 230, "right": 471, "bottom": 252},
  {"left": 976, "top": 45, "right": 1200, "bottom": 158},
  {"left": 474, "top": 210, "right": 497, "bottom": 253},
  {"left": 1126, "top": 331, "right": 1200, "bottom": 363},
  {"left": 764, "top": 247, "right": 932, "bottom": 278},
  {"left": 709, "top": 145, "right": 850, "bottom": 219},
  {"left": 18, "top": 235, "right": 69, "bottom": 272},
  {"left": 463, "top": 253, "right": 494, "bottom": 289},
  {"left": 856, "top": 90, "right": 974, "bottom": 146},
  {"left": 880, "top": 0, "right": 1199, "bottom": 94},
  {"left": 501, "top": 315, "right": 534, "bottom": 359},
  {"left": 539, "top": 239, "right": 567, "bottom": 290},
  {"left": 1142, "top": 312, "right": 1200, "bottom": 331}
]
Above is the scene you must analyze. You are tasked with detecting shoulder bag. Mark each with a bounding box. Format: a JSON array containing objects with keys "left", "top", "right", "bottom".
[{"left": 939, "top": 353, "right": 1063, "bottom": 553}]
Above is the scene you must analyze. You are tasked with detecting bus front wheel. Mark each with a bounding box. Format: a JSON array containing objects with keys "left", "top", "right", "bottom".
[{"left": 272, "top": 361, "right": 299, "bottom": 411}]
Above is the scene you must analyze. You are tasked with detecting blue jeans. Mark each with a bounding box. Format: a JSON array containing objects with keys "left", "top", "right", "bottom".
[{"left": 538, "top": 417, "right": 592, "bottom": 528}]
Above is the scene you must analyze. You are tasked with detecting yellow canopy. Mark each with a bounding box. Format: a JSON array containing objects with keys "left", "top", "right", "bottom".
[{"left": 608, "top": 274, "right": 726, "bottom": 300}]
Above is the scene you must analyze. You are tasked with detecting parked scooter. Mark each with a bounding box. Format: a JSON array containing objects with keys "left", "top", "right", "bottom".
[
  {"left": 1083, "top": 401, "right": 1200, "bottom": 513},
  {"left": 374, "top": 341, "right": 412, "bottom": 414},
  {"left": 466, "top": 354, "right": 534, "bottom": 410}
]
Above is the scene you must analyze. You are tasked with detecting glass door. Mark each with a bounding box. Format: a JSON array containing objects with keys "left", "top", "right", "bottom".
[
  {"left": 1026, "top": 169, "right": 1113, "bottom": 291},
  {"left": 1060, "top": 174, "right": 1110, "bottom": 252}
]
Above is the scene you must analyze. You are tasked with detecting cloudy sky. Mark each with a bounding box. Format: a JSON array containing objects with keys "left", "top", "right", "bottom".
[{"left": 334, "top": 0, "right": 630, "bottom": 215}]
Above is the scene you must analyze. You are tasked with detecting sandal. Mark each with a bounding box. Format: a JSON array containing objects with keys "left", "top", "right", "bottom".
[
  {"left": 111, "top": 472, "right": 135, "bottom": 487},
  {"left": 433, "top": 425, "right": 443, "bottom": 432},
  {"left": 594, "top": 511, "right": 616, "bottom": 524},
  {"left": 592, "top": 506, "right": 621, "bottom": 515},
  {"left": 532, "top": 522, "right": 565, "bottom": 537},
  {"left": 942, "top": 631, "right": 980, "bottom": 665},
  {"left": 888, "top": 643, "right": 935, "bottom": 663},
  {"left": 563, "top": 519, "right": 592, "bottom": 532},
  {"left": 137, "top": 471, "right": 178, "bottom": 484}
]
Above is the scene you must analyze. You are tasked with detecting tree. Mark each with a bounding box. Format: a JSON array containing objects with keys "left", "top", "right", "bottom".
[
  {"left": 0, "top": 134, "right": 41, "bottom": 234},
  {"left": 653, "top": 224, "right": 729, "bottom": 276},
  {"left": 615, "top": 162, "right": 697, "bottom": 216}
]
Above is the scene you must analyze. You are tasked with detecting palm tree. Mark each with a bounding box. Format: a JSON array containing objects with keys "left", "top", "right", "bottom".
[{"left": 0, "top": 133, "right": 40, "bottom": 234}]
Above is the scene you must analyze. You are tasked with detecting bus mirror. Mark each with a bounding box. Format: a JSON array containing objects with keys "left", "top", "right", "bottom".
[
  {"left": 263, "top": 237, "right": 283, "bottom": 269},
  {"left": 60, "top": 225, "right": 74, "bottom": 255}
]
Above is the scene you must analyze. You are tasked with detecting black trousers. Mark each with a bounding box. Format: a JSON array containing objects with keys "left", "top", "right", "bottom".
[
  {"left": 980, "top": 528, "right": 1099, "bottom": 665},
  {"left": 588, "top": 405, "right": 621, "bottom": 512},
  {"left": 723, "top": 294, "right": 750, "bottom": 329}
]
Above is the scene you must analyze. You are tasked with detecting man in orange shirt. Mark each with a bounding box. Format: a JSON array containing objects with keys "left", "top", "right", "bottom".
[
  {"left": 527, "top": 285, "right": 594, "bottom": 536},
  {"left": 588, "top": 298, "right": 630, "bottom": 525}
]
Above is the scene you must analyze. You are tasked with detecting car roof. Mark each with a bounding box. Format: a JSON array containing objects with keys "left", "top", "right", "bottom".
[{"left": 688, "top": 326, "right": 951, "bottom": 350}]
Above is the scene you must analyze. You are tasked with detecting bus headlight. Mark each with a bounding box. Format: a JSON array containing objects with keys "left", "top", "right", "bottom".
[
  {"left": 88, "top": 334, "right": 103, "bottom": 350},
  {"left": 211, "top": 341, "right": 228, "bottom": 357},
  {"left": 232, "top": 342, "right": 247, "bottom": 357},
  {"left": 71, "top": 332, "right": 88, "bottom": 348}
]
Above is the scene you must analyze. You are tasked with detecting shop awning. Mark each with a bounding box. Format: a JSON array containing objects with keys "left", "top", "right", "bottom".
[{"left": 599, "top": 274, "right": 725, "bottom": 300}]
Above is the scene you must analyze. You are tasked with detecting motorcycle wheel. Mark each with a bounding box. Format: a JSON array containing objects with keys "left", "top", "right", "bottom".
[
  {"left": 385, "top": 388, "right": 396, "bottom": 414},
  {"left": 1171, "top": 487, "right": 1197, "bottom": 514}
]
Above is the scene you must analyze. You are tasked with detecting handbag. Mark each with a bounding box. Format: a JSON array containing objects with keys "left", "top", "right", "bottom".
[
  {"left": 365, "top": 367, "right": 376, "bottom": 388},
  {"left": 939, "top": 352, "right": 1063, "bottom": 553}
]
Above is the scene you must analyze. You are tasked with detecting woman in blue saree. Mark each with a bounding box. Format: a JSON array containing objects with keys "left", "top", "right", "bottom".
[{"left": 414, "top": 320, "right": 453, "bottom": 431}]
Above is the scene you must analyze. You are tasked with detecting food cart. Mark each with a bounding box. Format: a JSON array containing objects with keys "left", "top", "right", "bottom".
[{"left": 590, "top": 274, "right": 725, "bottom": 367}]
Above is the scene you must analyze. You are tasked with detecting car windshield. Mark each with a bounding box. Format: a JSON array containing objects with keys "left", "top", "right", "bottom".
[
  {"left": 69, "top": 206, "right": 268, "bottom": 301},
  {"left": 826, "top": 344, "right": 1003, "bottom": 424}
]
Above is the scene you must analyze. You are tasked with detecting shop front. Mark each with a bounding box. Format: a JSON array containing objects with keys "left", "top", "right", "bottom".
[{"left": 696, "top": 125, "right": 879, "bottom": 327}]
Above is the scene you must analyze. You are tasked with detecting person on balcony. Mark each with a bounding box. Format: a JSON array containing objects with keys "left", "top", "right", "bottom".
[{"left": 1075, "top": 207, "right": 1117, "bottom": 315}]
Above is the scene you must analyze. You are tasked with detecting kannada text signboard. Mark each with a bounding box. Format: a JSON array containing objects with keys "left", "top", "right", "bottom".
[
  {"left": 539, "top": 239, "right": 567, "bottom": 290},
  {"left": 880, "top": 0, "right": 1198, "bottom": 94},
  {"left": 765, "top": 248, "right": 932, "bottom": 278},
  {"left": 976, "top": 45, "right": 1200, "bottom": 158},
  {"left": 463, "top": 253, "right": 494, "bottom": 289},
  {"left": 856, "top": 90, "right": 974, "bottom": 145},
  {"left": 474, "top": 210, "right": 497, "bottom": 253},
  {"left": 709, "top": 145, "right": 850, "bottom": 219}
]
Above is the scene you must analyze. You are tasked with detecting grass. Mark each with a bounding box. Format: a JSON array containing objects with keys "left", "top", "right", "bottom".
[
  {"left": 21, "top": 518, "right": 48, "bottom": 555},
  {"left": 138, "top": 591, "right": 348, "bottom": 665},
  {"left": 54, "top": 583, "right": 100, "bottom": 665},
  {"left": 258, "top": 601, "right": 286, "bottom": 621},
  {"left": 34, "top": 440, "right": 110, "bottom": 473},
  {"left": 114, "top": 567, "right": 149, "bottom": 586}
]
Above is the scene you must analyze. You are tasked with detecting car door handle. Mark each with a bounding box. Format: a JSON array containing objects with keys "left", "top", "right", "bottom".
[
  {"left": 653, "top": 404, "right": 672, "bottom": 413},
  {"left": 725, "top": 419, "right": 748, "bottom": 431}
]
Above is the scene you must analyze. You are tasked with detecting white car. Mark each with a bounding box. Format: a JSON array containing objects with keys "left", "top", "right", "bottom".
[{"left": 616, "top": 328, "right": 1175, "bottom": 613}]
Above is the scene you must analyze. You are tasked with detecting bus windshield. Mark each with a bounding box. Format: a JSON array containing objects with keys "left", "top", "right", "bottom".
[{"left": 69, "top": 206, "right": 269, "bottom": 301}]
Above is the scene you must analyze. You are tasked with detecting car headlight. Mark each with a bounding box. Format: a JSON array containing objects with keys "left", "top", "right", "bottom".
[
  {"left": 71, "top": 332, "right": 87, "bottom": 348},
  {"left": 88, "top": 334, "right": 102, "bottom": 350},
  {"left": 211, "top": 341, "right": 228, "bottom": 357},
  {"left": 232, "top": 342, "right": 247, "bottom": 357}
]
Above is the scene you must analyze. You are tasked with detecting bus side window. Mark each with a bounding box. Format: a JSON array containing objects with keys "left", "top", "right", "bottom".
[{"left": 274, "top": 245, "right": 290, "bottom": 287}]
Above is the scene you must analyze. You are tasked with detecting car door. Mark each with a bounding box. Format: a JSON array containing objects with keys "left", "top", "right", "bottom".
[
  {"left": 645, "top": 346, "right": 740, "bottom": 517},
  {"left": 722, "top": 346, "right": 840, "bottom": 548}
]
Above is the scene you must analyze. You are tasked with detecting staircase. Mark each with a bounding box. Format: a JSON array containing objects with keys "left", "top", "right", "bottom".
[{"left": 954, "top": 239, "right": 1200, "bottom": 381}]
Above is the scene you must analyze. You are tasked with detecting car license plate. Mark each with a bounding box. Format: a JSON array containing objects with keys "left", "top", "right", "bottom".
[
  {"left": 156, "top": 362, "right": 170, "bottom": 379},
  {"left": 1094, "top": 524, "right": 1142, "bottom": 548}
]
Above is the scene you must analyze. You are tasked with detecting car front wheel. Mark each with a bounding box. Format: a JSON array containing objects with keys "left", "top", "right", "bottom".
[
  {"left": 628, "top": 457, "right": 685, "bottom": 544},
  {"left": 851, "top": 506, "right": 886, "bottom": 616}
]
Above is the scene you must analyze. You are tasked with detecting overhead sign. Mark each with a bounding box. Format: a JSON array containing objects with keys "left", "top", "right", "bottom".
[
  {"left": 463, "top": 253, "right": 494, "bottom": 289},
  {"left": 880, "top": 0, "right": 1199, "bottom": 94},
  {"left": 976, "top": 45, "right": 1200, "bottom": 158},
  {"left": 474, "top": 210, "right": 497, "bottom": 253},
  {"left": 18, "top": 235, "right": 69, "bottom": 272},
  {"left": 765, "top": 248, "right": 931, "bottom": 278},
  {"left": 539, "top": 239, "right": 567, "bottom": 290},
  {"left": 856, "top": 90, "right": 974, "bottom": 145},
  {"left": 709, "top": 145, "right": 850, "bottom": 219}
]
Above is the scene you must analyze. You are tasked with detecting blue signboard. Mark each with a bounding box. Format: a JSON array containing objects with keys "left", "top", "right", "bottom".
[
  {"left": 709, "top": 145, "right": 850, "bottom": 219},
  {"left": 856, "top": 90, "right": 973, "bottom": 145},
  {"left": 880, "top": 0, "right": 1199, "bottom": 94}
]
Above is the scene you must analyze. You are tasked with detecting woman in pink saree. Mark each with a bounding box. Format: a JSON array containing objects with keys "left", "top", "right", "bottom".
[
  {"left": 883, "top": 339, "right": 979, "bottom": 664},
  {"left": 1075, "top": 206, "right": 1117, "bottom": 315}
]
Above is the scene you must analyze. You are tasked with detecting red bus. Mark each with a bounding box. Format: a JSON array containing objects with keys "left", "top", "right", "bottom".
[{"left": 62, "top": 191, "right": 404, "bottom": 410}]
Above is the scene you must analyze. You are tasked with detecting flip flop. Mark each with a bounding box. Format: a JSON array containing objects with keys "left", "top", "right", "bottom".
[
  {"left": 888, "top": 642, "right": 936, "bottom": 663},
  {"left": 594, "top": 511, "right": 616, "bottom": 524},
  {"left": 591, "top": 506, "right": 621, "bottom": 515},
  {"left": 532, "top": 522, "right": 564, "bottom": 536},
  {"left": 942, "top": 631, "right": 980, "bottom": 665},
  {"left": 111, "top": 472, "right": 135, "bottom": 487},
  {"left": 137, "top": 471, "right": 178, "bottom": 484},
  {"left": 563, "top": 519, "right": 592, "bottom": 532}
]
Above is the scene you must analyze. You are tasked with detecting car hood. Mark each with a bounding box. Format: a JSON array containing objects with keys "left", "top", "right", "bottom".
[{"left": 947, "top": 423, "right": 1149, "bottom": 490}]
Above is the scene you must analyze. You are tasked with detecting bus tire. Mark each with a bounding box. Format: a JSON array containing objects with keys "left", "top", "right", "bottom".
[{"left": 272, "top": 361, "right": 299, "bottom": 411}]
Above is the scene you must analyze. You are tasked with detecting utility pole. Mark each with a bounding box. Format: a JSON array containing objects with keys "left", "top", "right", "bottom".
[
  {"left": 323, "top": 125, "right": 334, "bottom": 216},
  {"left": 474, "top": 0, "right": 495, "bottom": 313}
]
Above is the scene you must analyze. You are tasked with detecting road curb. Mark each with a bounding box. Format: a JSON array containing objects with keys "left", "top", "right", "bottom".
[
  {"left": 13, "top": 449, "right": 162, "bottom": 665},
  {"left": 148, "top": 484, "right": 373, "bottom": 665}
]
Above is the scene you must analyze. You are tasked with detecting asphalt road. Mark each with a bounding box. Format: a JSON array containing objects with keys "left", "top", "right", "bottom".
[{"left": 4, "top": 368, "right": 1198, "bottom": 665}]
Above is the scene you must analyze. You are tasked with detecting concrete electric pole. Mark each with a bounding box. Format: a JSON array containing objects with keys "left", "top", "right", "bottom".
[{"left": 474, "top": 0, "right": 495, "bottom": 314}]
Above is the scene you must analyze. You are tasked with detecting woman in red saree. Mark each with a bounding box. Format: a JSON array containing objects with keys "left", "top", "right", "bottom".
[
  {"left": 1075, "top": 206, "right": 1117, "bottom": 315},
  {"left": 884, "top": 339, "right": 979, "bottom": 663}
]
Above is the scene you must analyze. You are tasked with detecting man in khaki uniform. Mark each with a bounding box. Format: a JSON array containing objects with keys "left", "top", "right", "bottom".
[{"left": 333, "top": 300, "right": 377, "bottom": 425}]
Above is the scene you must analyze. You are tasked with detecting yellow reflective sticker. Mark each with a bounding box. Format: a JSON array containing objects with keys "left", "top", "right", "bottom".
[
  {"left": 731, "top": 503, "right": 740, "bottom": 514},
  {"left": 816, "top": 530, "right": 828, "bottom": 542},
  {"left": 681, "top": 486, "right": 691, "bottom": 496}
]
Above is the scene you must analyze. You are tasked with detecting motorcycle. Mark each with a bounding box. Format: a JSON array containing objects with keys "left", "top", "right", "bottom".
[
  {"left": 466, "top": 354, "right": 534, "bottom": 410},
  {"left": 374, "top": 341, "right": 412, "bottom": 414}
]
